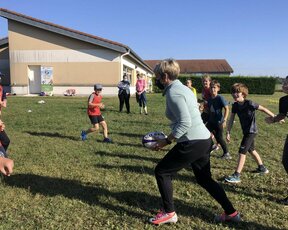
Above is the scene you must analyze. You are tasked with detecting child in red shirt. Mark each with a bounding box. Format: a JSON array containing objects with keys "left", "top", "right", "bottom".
[{"left": 81, "top": 84, "right": 112, "bottom": 143}]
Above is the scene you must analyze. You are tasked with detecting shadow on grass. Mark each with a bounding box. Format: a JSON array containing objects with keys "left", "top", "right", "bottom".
[
  {"left": 109, "top": 132, "right": 144, "bottom": 138},
  {"left": 96, "top": 140, "right": 143, "bottom": 148},
  {"left": 216, "top": 173, "right": 283, "bottom": 202},
  {"left": 95, "top": 151, "right": 160, "bottom": 163},
  {"left": 25, "top": 131, "right": 79, "bottom": 141},
  {"left": 4, "top": 174, "right": 278, "bottom": 229},
  {"left": 95, "top": 163, "right": 199, "bottom": 184},
  {"left": 218, "top": 181, "right": 282, "bottom": 203}
]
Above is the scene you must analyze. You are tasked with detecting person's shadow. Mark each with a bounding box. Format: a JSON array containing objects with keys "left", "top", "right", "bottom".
[
  {"left": 25, "top": 131, "right": 79, "bottom": 141},
  {"left": 4, "top": 174, "right": 280, "bottom": 229}
]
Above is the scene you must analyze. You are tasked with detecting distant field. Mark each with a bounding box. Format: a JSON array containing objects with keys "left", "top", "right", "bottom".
[
  {"left": 275, "top": 83, "right": 283, "bottom": 92},
  {"left": 0, "top": 92, "right": 287, "bottom": 229}
]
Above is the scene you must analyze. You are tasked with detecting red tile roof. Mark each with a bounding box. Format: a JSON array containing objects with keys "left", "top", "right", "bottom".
[{"left": 145, "top": 59, "right": 233, "bottom": 74}]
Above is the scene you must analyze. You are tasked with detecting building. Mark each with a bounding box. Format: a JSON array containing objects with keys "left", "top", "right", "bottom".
[
  {"left": 145, "top": 59, "right": 233, "bottom": 76},
  {"left": 0, "top": 8, "right": 153, "bottom": 95}
]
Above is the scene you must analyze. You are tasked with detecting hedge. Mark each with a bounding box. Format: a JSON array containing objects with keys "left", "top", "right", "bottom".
[{"left": 153, "top": 75, "right": 276, "bottom": 95}]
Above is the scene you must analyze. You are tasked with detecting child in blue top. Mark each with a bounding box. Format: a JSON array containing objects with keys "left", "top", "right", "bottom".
[
  {"left": 225, "top": 83, "right": 275, "bottom": 183},
  {"left": 206, "top": 80, "right": 231, "bottom": 159}
]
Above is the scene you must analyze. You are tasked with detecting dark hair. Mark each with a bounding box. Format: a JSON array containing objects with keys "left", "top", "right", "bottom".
[{"left": 211, "top": 80, "right": 220, "bottom": 88}]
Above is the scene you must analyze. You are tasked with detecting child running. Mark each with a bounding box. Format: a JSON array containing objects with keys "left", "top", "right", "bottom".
[
  {"left": 206, "top": 80, "right": 231, "bottom": 159},
  {"left": 225, "top": 83, "right": 275, "bottom": 183},
  {"left": 81, "top": 84, "right": 112, "bottom": 143}
]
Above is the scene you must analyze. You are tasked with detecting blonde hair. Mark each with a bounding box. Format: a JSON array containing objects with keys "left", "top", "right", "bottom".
[
  {"left": 231, "top": 83, "right": 249, "bottom": 98},
  {"left": 153, "top": 59, "right": 180, "bottom": 80},
  {"left": 201, "top": 74, "right": 211, "bottom": 82}
]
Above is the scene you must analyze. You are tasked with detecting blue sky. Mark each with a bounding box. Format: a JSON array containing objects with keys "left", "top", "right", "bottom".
[{"left": 0, "top": 0, "right": 287, "bottom": 77}]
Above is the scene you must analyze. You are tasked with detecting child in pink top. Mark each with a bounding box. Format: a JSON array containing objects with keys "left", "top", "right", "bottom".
[{"left": 136, "top": 74, "right": 148, "bottom": 115}]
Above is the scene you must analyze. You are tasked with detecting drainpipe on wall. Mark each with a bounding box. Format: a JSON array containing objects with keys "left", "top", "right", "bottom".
[{"left": 120, "top": 49, "right": 130, "bottom": 78}]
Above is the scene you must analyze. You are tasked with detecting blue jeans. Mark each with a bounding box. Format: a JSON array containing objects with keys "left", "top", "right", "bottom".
[{"left": 138, "top": 91, "right": 147, "bottom": 107}]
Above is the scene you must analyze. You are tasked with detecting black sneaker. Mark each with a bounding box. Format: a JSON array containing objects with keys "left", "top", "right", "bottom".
[
  {"left": 103, "top": 138, "right": 112, "bottom": 143},
  {"left": 279, "top": 196, "right": 288, "bottom": 206},
  {"left": 254, "top": 165, "right": 269, "bottom": 174}
]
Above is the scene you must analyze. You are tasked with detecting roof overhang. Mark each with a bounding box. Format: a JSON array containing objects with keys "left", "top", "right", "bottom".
[
  {"left": 0, "top": 8, "right": 153, "bottom": 74},
  {"left": 0, "top": 37, "right": 8, "bottom": 47}
]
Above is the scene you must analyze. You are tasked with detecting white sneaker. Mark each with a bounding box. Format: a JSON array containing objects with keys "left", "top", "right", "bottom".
[{"left": 149, "top": 211, "right": 178, "bottom": 225}]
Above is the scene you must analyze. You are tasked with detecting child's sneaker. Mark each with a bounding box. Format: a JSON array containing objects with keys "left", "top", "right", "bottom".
[
  {"left": 279, "top": 196, "right": 288, "bottom": 206},
  {"left": 254, "top": 165, "right": 269, "bottom": 174},
  {"left": 221, "top": 153, "right": 232, "bottom": 160},
  {"left": 211, "top": 144, "right": 220, "bottom": 153},
  {"left": 149, "top": 211, "right": 178, "bottom": 225},
  {"left": 81, "top": 130, "right": 87, "bottom": 141},
  {"left": 215, "top": 211, "right": 241, "bottom": 223},
  {"left": 225, "top": 173, "right": 241, "bottom": 183},
  {"left": 103, "top": 137, "right": 112, "bottom": 143}
]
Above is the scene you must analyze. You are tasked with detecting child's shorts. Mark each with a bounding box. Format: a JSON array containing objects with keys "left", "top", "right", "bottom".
[
  {"left": 239, "top": 133, "right": 256, "bottom": 154},
  {"left": 89, "top": 115, "right": 104, "bottom": 124}
]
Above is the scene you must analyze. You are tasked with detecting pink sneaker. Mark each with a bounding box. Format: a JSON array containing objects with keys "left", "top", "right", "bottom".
[
  {"left": 149, "top": 210, "right": 178, "bottom": 225},
  {"left": 215, "top": 211, "right": 241, "bottom": 222}
]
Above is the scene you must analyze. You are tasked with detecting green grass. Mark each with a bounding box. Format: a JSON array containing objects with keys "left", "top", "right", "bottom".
[{"left": 0, "top": 92, "right": 287, "bottom": 229}]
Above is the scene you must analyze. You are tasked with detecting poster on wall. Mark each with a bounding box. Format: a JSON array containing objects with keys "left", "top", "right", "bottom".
[{"left": 41, "top": 66, "right": 53, "bottom": 96}]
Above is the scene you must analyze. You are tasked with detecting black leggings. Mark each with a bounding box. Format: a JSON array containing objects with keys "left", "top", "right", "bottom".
[
  {"left": 118, "top": 92, "right": 130, "bottom": 113},
  {"left": 283, "top": 135, "right": 288, "bottom": 174},
  {"left": 206, "top": 122, "right": 228, "bottom": 154},
  {"left": 0, "top": 130, "right": 10, "bottom": 151},
  {"left": 154, "top": 138, "right": 236, "bottom": 215}
]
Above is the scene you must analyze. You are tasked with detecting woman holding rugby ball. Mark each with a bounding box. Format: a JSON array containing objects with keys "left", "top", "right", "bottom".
[{"left": 148, "top": 59, "right": 241, "bottom": 225}]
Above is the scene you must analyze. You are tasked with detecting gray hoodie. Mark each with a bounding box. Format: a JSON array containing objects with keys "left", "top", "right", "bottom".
[{"left": 163, "top": 79, "right": 210, "bottom": 142}]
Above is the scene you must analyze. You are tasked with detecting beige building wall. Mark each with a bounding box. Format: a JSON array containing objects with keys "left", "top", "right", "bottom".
[{"left": 8, "top": 21, "right": 122, "bottom": 95}]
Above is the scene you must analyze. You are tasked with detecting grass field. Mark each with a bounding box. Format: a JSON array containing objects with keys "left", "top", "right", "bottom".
[{"left": 0, "top": 92, "right": 287, "bottom": 230}]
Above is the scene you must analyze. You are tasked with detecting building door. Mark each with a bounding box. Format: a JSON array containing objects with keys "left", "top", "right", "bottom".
[{"left": 28, "top": 65, "right": 41, "bottom": 94}]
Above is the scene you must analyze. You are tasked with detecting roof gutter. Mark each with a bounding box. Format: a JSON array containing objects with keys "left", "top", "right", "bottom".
[{"left": 120, "top": 49, "right": 130, "bottom": 78}]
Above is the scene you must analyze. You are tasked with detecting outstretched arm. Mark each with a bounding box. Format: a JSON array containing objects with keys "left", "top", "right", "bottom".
[{"left": 258, "top": 105, "right": 275, "bottom": 117}]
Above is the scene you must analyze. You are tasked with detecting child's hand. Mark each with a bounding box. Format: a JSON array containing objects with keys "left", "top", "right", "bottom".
[
  {"left": 0, "top": 157, "right": 14, "bottom": 176},
  {"left": 226, "top": 133, "right": 231, "bottom": 143},
  {"left": 265, "top": 116, "right": 274, "bottom": 124},
  {"left": 0, "top": 120, "right": 4, "bottom": 131},
  {"left": 199, "top": 103, "right": 204, "bottom": 112},
  {"left": 99, "top": 103, "right": 105, "bottom": 109}
]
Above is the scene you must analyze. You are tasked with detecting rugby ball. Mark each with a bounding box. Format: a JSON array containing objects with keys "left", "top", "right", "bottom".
[{"left": 142, "top": 131, "right": 167, "bottom": 149}]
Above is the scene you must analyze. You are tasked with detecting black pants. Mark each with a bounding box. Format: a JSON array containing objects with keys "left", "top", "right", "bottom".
[
  {"left": 283, "top": 135, "right": 288, "bottom": 174},
  {"left": 206, "top": 122, "right": 229, "bottom": 154},
  {"left": 201, "top": 112, "right": 209, "bottom": 124},
  {"left": 154, "top": 138, "right": 236, "bottom": 215},
  {"left": 118, "top": 92, "right": 130, "bottom": 113},
  {"left": 0, "top": 130, "right": 10, "bottom": 151}
]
